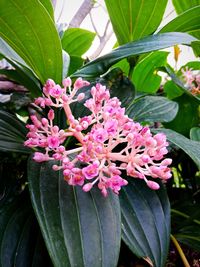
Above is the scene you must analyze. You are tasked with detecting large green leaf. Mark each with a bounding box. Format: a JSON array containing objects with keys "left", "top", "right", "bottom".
[
  {"left": 164, "top": 94, "right": 200, "bottom": 137},
  {"left": 0, "top": 192, "right": 52, "bottom": 267},
  {"left": 160, "top": 6, "right": 200, "bottom": 38},
  {"left": 127, "top": 96, "right": 178, "bottom": 123},
  {"left": 105, "top": 0, "right": 167, "bottom": 44},
  {"left": 0, "top": 0, "right": 63, "bottom": 84},
  {"left": 0, "top": 111, "right": 30, "bottom": 154},
  {"left": 120, "top": 179, "right": 170, "bottom": 267},
  {"left": 154, "top": 128, "right": 200, "bottom": 169},
  {"left": 172, "top": 0, "right": 200, "bottom": 14},
  {"left": 73, "top": 32, "right": 196, "bottom": 78},
  {"left": 61, "top": 28, "right": 95, "bottom": 57},
  {"left": 132, "top": 51, "right": 169, "bottom": 93},
  {"left": 28, "top": 159, "right": 121, "bottom": 267},
  {"left": 39, "top": 0, "right": 54, "bottom": 19}
]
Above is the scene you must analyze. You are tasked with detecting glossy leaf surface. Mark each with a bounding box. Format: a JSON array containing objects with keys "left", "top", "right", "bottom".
[
  {"left": 0, "top": 0, "right": 63, "bottom": 84},
  {"left": 160, "top": 6, "right": 200, "bottom": 38},
  {"left": 28, "top": 160, "right": 121, "bottom": 267},
  {"left": 120, "top": 179, "right": 170, "bottom": 267},
  {"left": 154, "top": 128, "right": 200, "bottom": 169},
  {"left": 132, "top": 51, "right": 169, "bottom": 93},
  {"left": 73, "top": 33, "right": 196, "bottom": 78},
  {"left": 0, "top": 111, "right": 30, "bottom": 153},
  {"left": 127, "top": 96, "right": 178, "bottom": 123},
  {"left": 105, "top": 0, "right": 167, "bottom": 44},
  {"left": 190, "top": 127, "right": 200, "bottom": 141},
  {"left": 172, "top": 0, "right": 200, "bottom": 14}
]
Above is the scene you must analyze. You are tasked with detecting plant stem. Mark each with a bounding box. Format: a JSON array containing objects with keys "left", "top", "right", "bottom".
[{"left": 170, "top": 234, "right": 190, "bottom": 267}]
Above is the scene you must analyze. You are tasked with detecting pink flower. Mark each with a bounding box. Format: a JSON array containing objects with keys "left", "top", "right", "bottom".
[
  {"left": 33, "top": 152, "right": 50, "bottom": 162},
  {"left": 82, "top": 163, "right": 99, "bottom": 179}
]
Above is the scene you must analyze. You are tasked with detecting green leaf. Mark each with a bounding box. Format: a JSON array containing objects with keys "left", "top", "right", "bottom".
[
  {"left": 154, "top": 128, "right": 200, "bottom": 169},
  {"left": 127, "top": 96, "right": 178, "bottom": 123},
  {"left": 73, "top": 32, "right": 196, "bottom": 78},
  {"left": 62, "top": 28, "right": 95, "bottom": 57},
  {"left": 68, "top": 56, "right": 83, "bottom": 76},
  {"left": 172, "top": 0, "right": 200, "bottom": 14},
  {"left": 163, "top": 80, "right": 183, "bottom": 99},
  {"left": 190, "top": 127, "right": 200, "bottom": 141},
  {"left": 120, "top": 179, "right": 170, "bottom": 267},
  {"left": 159, "top": 6, "right": 200, "bottom": 38},
  {"left": 0, "top": 66, "right": 41, "bottom": 98},
  {"left": 28, "top": 159, "right": 121, "bottom": 267},
  {"left": 0, "top": 0, "right": 63, "bottom": 84},
  {"left": 0, "top": 111, "right": 30, "bottom": 154},
  {"left": 104, "top": 0, "right": 167, "bottom": 44},
  {"left": 164, "top": 94, "right": 200, "bottom": 137},
  {"left": 132, "top": 51, "right": 169, "bottom": 93},
  {"left": 39, "top": 0, "right": 54, "bottom": 20}
]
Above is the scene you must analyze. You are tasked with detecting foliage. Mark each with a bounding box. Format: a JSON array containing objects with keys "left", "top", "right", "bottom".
[{"left": 0, "top": 1, "right": 199, "bottom": 267}]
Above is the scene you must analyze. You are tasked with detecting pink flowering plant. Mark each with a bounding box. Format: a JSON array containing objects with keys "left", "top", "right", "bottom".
[
  {"left": 25, "top": 77, "right": 172, "bottom": 197},
  {"left": 1, "top": 1, "right": 200, "bottom": 267}
]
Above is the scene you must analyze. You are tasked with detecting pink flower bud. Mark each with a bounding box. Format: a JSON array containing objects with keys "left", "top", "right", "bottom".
[
  {"left": 48, "top": 109, "right": 55, "bottom": 120},
  {"left": 77, "top": 93, "right": 85, "bottom": 101},
  {"left": 62, "top": 77, "right": 72, "bottom": 88},
  {"left": 82, "top": 183, "right": 93, "bottom": 192},
  {"left": 146, "top": 180, "right": 160, "bottom": 190}
]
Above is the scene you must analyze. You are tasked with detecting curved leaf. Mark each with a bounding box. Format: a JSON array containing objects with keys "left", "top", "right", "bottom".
[
  {"left": 172, "top": 0, "right": 200, "bottom": 14},
  {"left": 120, "top": 179, "right": 170, "bottom": 267},
  {"left": 73, "top": 32, "right": 196, "bottom": 78},
  {"left": 160, "top": 6, "right": 200, "bottom": 38},
  {"left": 132, "top": 51, "right": 169, "bottom": 93},
  {"left": 39, "top": 0, "right": 54, "bottom": 20},
  {"left": 105, "top": 0, "right": 167, "bottom": 44},
  {"left": 0, "top": 0, "right": 63, "bottom": 84},
  {"left": 28, "top": 159, "right": 121, "bottom": 267},
  {"left": 154, "top": 128, "right": 200, "bottom": 169},
  {"left": 0, "top": 111, "right": 30, "bottom": 154},
  {"left": 127, "top": 96, "right": 178, "bottom": 123},
  {"left": 62, "top": 28, "right": 95, "bottom": 57},
  {"left": 190, "top": 127, "right": 200, "bottom": 141}
]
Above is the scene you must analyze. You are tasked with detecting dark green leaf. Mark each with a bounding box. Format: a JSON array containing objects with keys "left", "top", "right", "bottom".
[
  {"left": 154, "top": 128, "right": 200, "bottom": 169},
  {"left": 172, "top": 0, "right": 200, "bottom": 14},
  {"left": 127, "top": 96, "right": 178, "bottom": 123},
  {"left": 68, "top": 56, "right": 83, "bottom": 76},
  {"left": 132, "top": 51, "right": 169, "bottom": 93},
  {"left": 159, "top": 6, "right": 200, "bottom": 38},
  {"left": 62, "top": 28, "right": 95, "bottom": 57},
  {"left": 0, "top": 0, "right": 63, "bottom": 84},
  {"left": 120, "top": 179, "right": 170, "bottom": 267},
  {"left": 73, "top": 33, "right": 196, "bottom": 78},
  {"left": 28, "top": 159, "right": 121, "bottom": 267},
  {"left": 164, "top": 94, "right": 200, "bottom": 137},
  {"left": 190, "top": 127, "right": 200, "bottom": 141},
  {"left": 0, "top": 111, "right": 30, "bottom": 153},
  {"left": 105, "top": 0, "right": 167, "bottom": 44}
]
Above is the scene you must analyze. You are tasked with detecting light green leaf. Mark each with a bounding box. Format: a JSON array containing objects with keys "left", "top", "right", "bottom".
[
  {"left": 154, "top": 128, "right": 200, "bottom": 169},
  {"left": 132, "top": 51, "right": 169, "bottom": 93},
  {"left": 190, "top": 127, "right": 200, "bottom": 141},
  {"left": 127, "top": 96, "right": 178, "bottom": 123},
  {"left": 120, "top": 180, "right": 170, "bottom": 267},
  {"left": 160, "top": 6, "right": 200, "bottom": 38},
  {"left": 172, "top": 0, "right": 200, "bottom": 14},
  {"left": 61, "top": 28, "right": 95, "bottom": 57},
  {"left": 0, "top": 0, "right": 63, "bottom": 84},
  {"left": 73, "top": 32, "right": 196, "bottom": 78},
  {"left": 28, "top": 160, "right": 121, "bottom": 267},
  {"left": 39, "top": 0, "right": 54, "bottom": 20},
  {"left": 163, "top": 80, "right": 183, "bottom": 99},
  {"left": 105, "top": 0, "right": 167, "bottom": 44}
]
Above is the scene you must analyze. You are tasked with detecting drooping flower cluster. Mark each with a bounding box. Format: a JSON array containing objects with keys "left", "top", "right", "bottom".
[
  {"left": 25, "top": 77, "right": 172, "bottom": 196},
  {"left": 182, "top": 67, "right": 200, "bottom": 95}
]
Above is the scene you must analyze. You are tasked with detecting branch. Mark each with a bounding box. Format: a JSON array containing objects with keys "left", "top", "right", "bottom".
[{"left": 68, "top": 0, "right": 95, "bottom": 28}]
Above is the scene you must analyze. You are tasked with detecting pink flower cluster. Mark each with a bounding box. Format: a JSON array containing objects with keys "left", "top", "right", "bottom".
[
  {"left": 182, "top": 67, "right": 200, "bottom": 95},
  {"left": 25, "top": 77, "right": 172, "bottom": 196}
]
